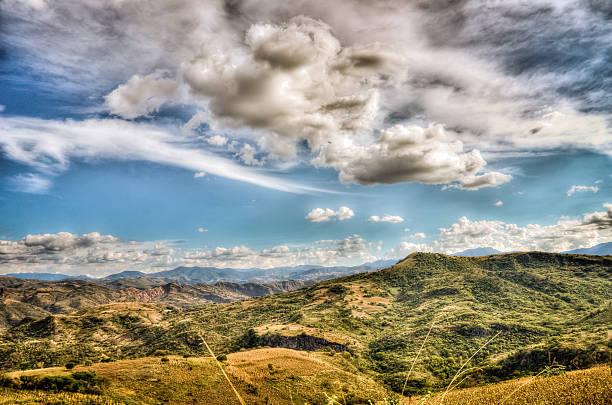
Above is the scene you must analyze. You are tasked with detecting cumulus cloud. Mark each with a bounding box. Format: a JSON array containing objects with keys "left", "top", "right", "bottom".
[
  {"left": 314, "top": 124, "right": 512, "bottom": 188},
  {"left": 206, "top": 135, "right": 228, "bottom": 146},
  {"left": 385, "top": 241, "right": 433, "bottom": 259},
  {"left": 2, "top": 205, "right": 610, "bottom": 275},
  {"left": 430, "top": 203, "right": 612, "bottom": 253},
  {"left": 567, "top": 185, "right": 599, "bottom": 197},
  {"left": 411, "top": 233, "right": 426, "bottom": 239},
  {"left": 197, "top": 227, "right": 208, "bottom": 233},
  {"left": 105, "top": 70, "right": 179, "bottom": 119},
  {"left": 0, "top": 231, "right": 378, "bottom": 275},
  {"left": 238, "top": 144, "right": 265, "bottom": 166},
  {"left": 582, "top": 203, "right": 612, "bottom": 229},
  {"left": 305, "top": 206, "right": 354, "bottom": 222},
  {"left": 383, "top": 203, "right": 612, "bottom": 259},
  {"left": 182, "top": 16, "right": 387, "bottom": 158},
  {"left": 495, "top": 201, "right": 503, "bottom": 206},
  {"left": 369, "top": 215, "right": 404, "bottom": 223},
  {"left": 3, "top": 0, "right": 611, "bottom": 190},
  {"left": 336, "top": 206, "right": 355, "bottom": 221},
  {"left": 193, "top": 172, "right": 205, "bottom": 178}
]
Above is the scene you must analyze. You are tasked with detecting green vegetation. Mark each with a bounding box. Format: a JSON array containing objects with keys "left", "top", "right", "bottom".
[
  {"left": 0, "top": 252, "right": 610, "bottom": 399},
  {"left": 0, "top": 371, "right": 103, "bottom": 395}
]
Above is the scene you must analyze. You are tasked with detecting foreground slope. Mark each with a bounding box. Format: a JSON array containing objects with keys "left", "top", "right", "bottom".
[
  {"left": 0, "top": 355, "right": 610, "bottom": 404},
  {"left": 1, "top": 252, "right": 610, "bottom": 395}
]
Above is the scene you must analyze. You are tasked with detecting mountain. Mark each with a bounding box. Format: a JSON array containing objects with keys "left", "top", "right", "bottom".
[
  {"left": 2, "top": 252, "right": 610, "bottom": 397},
  {"left": 0, "top": 277, "right": 309, "bottom": 329},
  {"left": 0, "top": 272, "right": 92, "bottom": 281},
  {"left": 451, "top": 247, "right": 503, "bottom": 256},
  {"left": 102, "top": 260, "right": 396, "bottom": 284},
  {"left": 562, "top": 241, "right": 612, "bottom": 255},
  {"left": 103, "top": 270, "right": 147, "bottom": 280},
  {"left": 1, "top": 261, "right": 396, "bottom": 284}
]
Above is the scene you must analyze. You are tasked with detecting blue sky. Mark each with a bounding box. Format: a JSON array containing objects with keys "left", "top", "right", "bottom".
[{"left": 0, "top": 0, "right": 610, "bottom": 275}]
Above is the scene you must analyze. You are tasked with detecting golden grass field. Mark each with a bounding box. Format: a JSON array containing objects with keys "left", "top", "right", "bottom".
[
  {"left": 1, "top": 349, "right": 610, "bottom": 404},
  {"left": 408, "top": 366, "right": 612, "bottom": 405}
]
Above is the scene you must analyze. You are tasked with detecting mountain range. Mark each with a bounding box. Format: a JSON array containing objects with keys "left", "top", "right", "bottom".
[
  {"left": 0, "top": 259, "right": 396, "bottom": 284},
  {"left": 1, "top": 252, "right": 610, "bottom": 397}
]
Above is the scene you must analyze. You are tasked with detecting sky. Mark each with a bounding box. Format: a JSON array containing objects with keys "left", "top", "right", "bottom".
[{"left": 0, "top": 0, "right": 610, "bottom": 276}]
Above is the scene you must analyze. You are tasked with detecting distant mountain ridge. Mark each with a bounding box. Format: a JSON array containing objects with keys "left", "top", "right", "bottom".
[
  {"left": 451, "top": 247, "right": 503, "bottom": 256},
  {"left": 0, "top": 272, "right": 93, "bottom": 281},
  {"left": 1, "top": 260, "right": 396, "bottom": 284},
  {"left": 562, "top": 242, "right": 612, "bottom": 256}
]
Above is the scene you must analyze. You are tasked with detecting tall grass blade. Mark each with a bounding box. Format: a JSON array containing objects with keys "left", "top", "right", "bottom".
[
  {"left": 401, "top": 318, "right": 436, "bottom": 397},
  {"left": 498, "top": 367, "right": 549, "bottom": 405},
  {"left": 439, "top": 330, "right": 502, "bottom": 405}
]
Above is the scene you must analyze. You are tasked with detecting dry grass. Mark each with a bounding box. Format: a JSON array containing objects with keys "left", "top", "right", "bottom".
[
  {"left": 0, "top": 387, "right": 117, "bottom": 404},
  {"left": 407, "top": 366, "right": 612, "bottom": 405},
  {"left": 2, "top": 348, "right": 388, "bottom": 404}
]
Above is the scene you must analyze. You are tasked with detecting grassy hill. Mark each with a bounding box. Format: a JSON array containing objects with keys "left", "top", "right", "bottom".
[
  {"left": 0, "top": 354, "right": 609, "bottom": 404},
  {"left": 1, "top": 252, "right": 610, "bottom": 397}
]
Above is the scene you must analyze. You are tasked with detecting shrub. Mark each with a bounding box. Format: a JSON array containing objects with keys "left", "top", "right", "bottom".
[
  {"left": 65, "top": 362, "right": 76, "bottom": 370},
  {"left": 160, "top": 357, "right": 169, "bottom": 363}
]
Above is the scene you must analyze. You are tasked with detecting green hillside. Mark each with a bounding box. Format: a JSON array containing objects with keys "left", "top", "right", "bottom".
[{"left": 1, "top": 252, "right": 610, "bottom": 396}]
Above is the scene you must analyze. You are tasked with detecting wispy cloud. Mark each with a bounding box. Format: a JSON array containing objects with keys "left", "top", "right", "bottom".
[
  {"left": 8, "top": 173, "right": 52, "bottom": 194},
  {"left": 567, "top": 185, "right": 599, "bottom": 197},
  {"left": 369, "top": 215, "right": 404, "bottom": 224},
  {"left": 0, "top": 116, "right": 332, "bottom": 194}
]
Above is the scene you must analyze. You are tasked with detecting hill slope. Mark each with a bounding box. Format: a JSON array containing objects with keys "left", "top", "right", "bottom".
[{"left": 1, "top": 252, "right": 610, "bottom": 395}]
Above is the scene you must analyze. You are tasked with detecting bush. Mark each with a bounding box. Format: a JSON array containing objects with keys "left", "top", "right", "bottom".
[
  {"left": 4, "top": 371, "right": 104, "bottom": 395},
  {"left": 160, "top": 357, "right": 169, "bottom": 363},
  {"left": 65, "top": 362, "right": 76, "bottom": 370},
  {"left": 216, "top": 354, "right": 227, "bottom": 361}
]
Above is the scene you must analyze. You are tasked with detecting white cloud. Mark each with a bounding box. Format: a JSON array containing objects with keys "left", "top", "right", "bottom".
[
  {"left": 305, "top": 206, "right": 354, "bottom": 222},
  {"left": 567, "top": 185, "right": 599, "bottom": 197},
  {"left": 336, "top": 206, "right": 355, "bottom": 221},
  {"left": 105, "top": 70, "right": 179, "bottom": 119},
  {"left": 197, "top": 227, "right": 208, "bottom": 233},
  {"left": 0, "top": 116, "right": 327, "bottom": 194},
  {"left": 2, "top": 205, "right": 610, "bottom": 275},
  {"left": 238, "top": 144, "right": 265, "bottom": 166},
  {"left": 206, "top": 135, "right": 228, "bottom": 146},
  {"left": 8, "top": 173, "right": 52, "bottom": 194},
  {"left": 431, "top": 203, "right": 612, "bottom": 254},
  {"left": 0, "top": 231, "right": 378, "bottom": 275},
  {"left": 411, "top": 233, "right": 426, "bottom": 239},
  {"left": 193, "top": 172, "right": 205, "bottom": 178},
  {"left": 0, "top": 105, "right": 5, "bottom": 112},
  {"left": 384, "top": 203, "right": 612, "bottom": 258},
  {"left": 369, "top": 215, "right": 404, "bottom": 223},
  {"left": 495, "top": 200, "right": 503, "bottom": 206},
  {"left": 314, "top": 124, "right": 512, "bottom": 188},
  {"left": 384, "top": 241, "right": 433, "bottom": 259},
  {"left": 3, "top": 0, "right": 610, "bottom": 191}
]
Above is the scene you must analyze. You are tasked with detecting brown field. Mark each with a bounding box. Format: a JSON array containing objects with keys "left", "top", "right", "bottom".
[
  {"left": 409, "top": 366, "right": 612, "bottom": 405},
  {"left": 0, "top": 348, "right": 388, "bottom": 404},
  {"left": 1, "top": 350, "right": 610, "bottom": 404}
]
